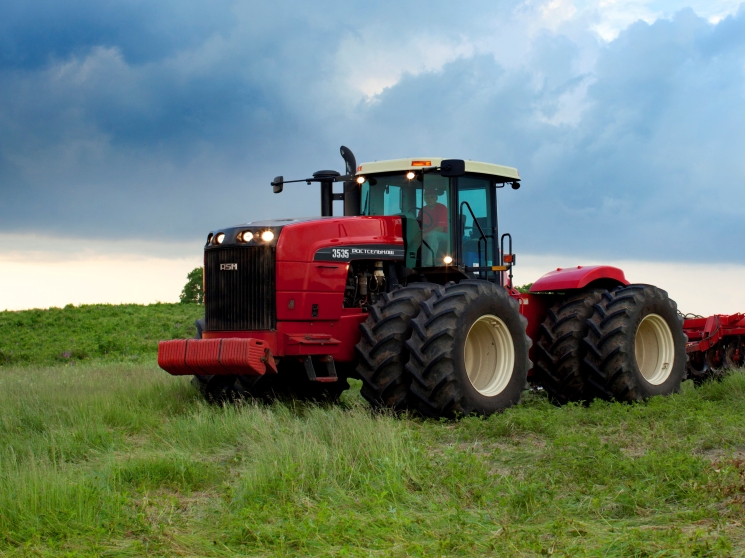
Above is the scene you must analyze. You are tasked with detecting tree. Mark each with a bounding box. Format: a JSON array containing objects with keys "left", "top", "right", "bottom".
[
  {"left": 514, "top": 283, "right": 533, "bottom": 294},
  {"left": 180, "top": 267, "right": 204, "bottom": 304}
]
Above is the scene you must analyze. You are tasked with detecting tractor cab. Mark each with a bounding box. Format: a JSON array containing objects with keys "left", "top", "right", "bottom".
[{"left": 354, "top": 158, "right": 520, "bottom": 285}]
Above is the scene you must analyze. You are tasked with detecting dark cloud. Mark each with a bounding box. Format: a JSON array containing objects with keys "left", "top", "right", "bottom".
[
  {"left": 0, "top": 2, "right": 744, "bottom": 263},
  {"left": 0, "top": 0, "right": 237, "bottom": 69}
]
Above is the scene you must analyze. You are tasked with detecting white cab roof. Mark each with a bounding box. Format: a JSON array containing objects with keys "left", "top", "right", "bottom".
[{"left": 356, "top": 158, "right": 520, "bottom": 181}]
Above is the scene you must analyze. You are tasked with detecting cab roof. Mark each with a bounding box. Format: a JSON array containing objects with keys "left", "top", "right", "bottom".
[{"left": 356, "top": 158, "right": 520, "bottom": 181}]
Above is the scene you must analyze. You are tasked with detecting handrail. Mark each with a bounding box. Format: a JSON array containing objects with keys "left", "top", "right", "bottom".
[
  {"left": 460, "top": 201, "right": 488, "bottom": 275},
  {"left": 421, "top": 238, "right": 436, "bottom": 266},
  {"left": 500, "top": 233, "right": 513, "bottom": 288}
]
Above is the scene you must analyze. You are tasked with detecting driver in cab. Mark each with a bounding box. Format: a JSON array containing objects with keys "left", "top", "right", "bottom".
[{"left": 418, "top": 187, "right": 449, "bottom": 266}]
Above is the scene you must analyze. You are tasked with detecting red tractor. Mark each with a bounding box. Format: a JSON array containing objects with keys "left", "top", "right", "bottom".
[{"left": 159, "top": 147, "right": 703, "bottom": 417}]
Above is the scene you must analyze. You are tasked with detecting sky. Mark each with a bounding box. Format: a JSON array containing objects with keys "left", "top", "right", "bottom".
[{"left": 1, "top": 0, "right": 744, "bottom": 313}]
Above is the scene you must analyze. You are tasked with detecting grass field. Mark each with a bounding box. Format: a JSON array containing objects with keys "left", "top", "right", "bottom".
[
  {"left": 1, "top": 361, "right": 745, "bottom": 556},
  {"left": 2, "top": 304, "right": 745, "bottom": 555}
]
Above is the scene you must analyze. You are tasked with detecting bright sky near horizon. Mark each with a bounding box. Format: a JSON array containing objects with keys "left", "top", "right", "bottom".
[{"left": 1, "top": 0, "right": 744, "bottom": 313}]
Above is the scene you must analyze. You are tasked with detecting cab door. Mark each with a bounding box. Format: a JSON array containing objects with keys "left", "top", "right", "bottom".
[{"left": 456, "top": 175, "right": 496, "bottom": 278}]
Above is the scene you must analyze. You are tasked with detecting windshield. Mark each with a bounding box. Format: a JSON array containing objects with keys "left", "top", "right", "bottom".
[{"left": 360, "top": 172, "right": 451, "bottom": 267}]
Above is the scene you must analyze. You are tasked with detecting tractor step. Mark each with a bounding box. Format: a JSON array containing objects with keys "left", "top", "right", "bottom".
[{"left": 303, "top": 355, "right": 338, "bottom": 382}]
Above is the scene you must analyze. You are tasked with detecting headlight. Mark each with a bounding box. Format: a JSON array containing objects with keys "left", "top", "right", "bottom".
[
  {"left": 261, "top": 230, "right": 275, "bottom": 242},
  {"left": 443, "top": 255, "right": 453, "bottom": 265},
  {"left": 214, "top": 233, "right": 225, "bottom": 245},
  {"left": 239, "top": 231, "right": 253, "bottom": 243}
]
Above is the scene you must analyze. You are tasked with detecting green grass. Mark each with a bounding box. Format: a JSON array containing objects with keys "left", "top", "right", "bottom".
[
  {"left": 0, "top": 303, "right": 203, "bottom": 367},
  {"left": 1, "top": 362, "right": 744, "bottom": 556},
  {"left": 2, "top": 303, "right": 744, "bottom": 554}
]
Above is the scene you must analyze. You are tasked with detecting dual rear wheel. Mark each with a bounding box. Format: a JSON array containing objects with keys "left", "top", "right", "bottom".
[{"left": 535, "top": 284, "right": 686, "bottom": 404}]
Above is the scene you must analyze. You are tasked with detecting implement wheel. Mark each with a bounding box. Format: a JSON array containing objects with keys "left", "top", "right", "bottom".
[
  {"left": 533, "top": 289, "right": 606, "bottom": 404},
  {"left": 584, "top": 285, "right": 686, "bottom": 401},
  {"left": 355, "top": 283, "right": 439, "bottom": 411},
  {"left": 705, "top": 344, "right": 726, "bottom": 375},
  {"left": 685, "top": 351, "right": 709, "bottom": 385},
  {"left": 406, "top": 280, "right": 531, "bottom": 418},
  {"left": 725, "top": 339, "right": 745, "bottom": 370}
]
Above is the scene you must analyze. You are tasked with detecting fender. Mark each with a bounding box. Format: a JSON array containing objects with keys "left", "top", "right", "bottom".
[{"left": 530, "top": 265, "right": 628, "bottom": 292}]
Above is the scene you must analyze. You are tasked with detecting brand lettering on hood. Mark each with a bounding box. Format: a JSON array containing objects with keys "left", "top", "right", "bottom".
[{"left": 314, "top": 244, "right": 405, "bottom": 262}]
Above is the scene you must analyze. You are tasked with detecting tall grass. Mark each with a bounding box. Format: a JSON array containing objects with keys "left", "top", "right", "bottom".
[{"left": 1, "top": 362, "right": 744, "bottom": 556}]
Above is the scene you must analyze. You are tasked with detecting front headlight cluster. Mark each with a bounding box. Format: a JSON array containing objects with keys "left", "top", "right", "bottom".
[
  {"left": 238, "top": 229, "right": 275, "bottom": 243},
  {"left": 207, "top": 229, "right": 276, "bottom": 246}
]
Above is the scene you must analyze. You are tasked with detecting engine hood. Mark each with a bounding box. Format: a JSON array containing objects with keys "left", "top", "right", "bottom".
[{"left": 204, "top": 215, "right": 405, "bottom": 263}]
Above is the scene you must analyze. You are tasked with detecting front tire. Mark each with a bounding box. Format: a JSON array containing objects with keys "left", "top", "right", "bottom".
[
  {"left": 584, "top": 285, "right": 686, "bottom": 401},
  {"left": 355, "top": 283, "right": 439, "bottom": 411},
  {"left": 406, "top": 281, "right": 531, "bottom": 418}
]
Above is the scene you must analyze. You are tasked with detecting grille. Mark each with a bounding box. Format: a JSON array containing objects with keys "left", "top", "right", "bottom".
[{"left": 205, "top": 246, "right": 276, "bottom": 331}]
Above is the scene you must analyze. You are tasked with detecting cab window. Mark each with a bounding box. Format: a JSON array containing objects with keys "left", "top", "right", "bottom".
[{"left": 360, "top": 172, "right": 451, "bottom": 267}]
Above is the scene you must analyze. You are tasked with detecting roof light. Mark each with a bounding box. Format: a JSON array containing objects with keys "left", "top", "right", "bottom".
[
  {"left": 261, "top": 230, "right": 275, "bottom": 242},
  {"left": 443, "top": 255, "right": 453, "bottom": 265},
  {"left": 356, "top": 176, "right": 366, "bottom": 184},
  {"left": 411, "top": 160, "right": 431, "bottom": 167},
  {"left": 406, "top": 171, "right": 416, "bottom": 180}
]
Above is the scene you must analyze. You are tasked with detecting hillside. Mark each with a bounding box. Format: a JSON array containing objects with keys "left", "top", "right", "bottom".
[{"left": 0, "top": 303, "right": 203, "bottom": 367}]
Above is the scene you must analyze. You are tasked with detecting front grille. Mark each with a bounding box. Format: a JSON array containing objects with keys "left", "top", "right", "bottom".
[{"left": 205, "top": 246, "right": 276, "bottom": 331}]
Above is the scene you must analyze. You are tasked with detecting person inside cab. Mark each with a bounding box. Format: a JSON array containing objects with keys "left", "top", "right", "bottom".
[{"left": 418, "top": 187, "right": 449, "bottom": 266}]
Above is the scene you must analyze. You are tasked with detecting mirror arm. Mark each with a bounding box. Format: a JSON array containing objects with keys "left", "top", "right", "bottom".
[{"left": 272, "top": 174, "right": 353, "bottom": 188}]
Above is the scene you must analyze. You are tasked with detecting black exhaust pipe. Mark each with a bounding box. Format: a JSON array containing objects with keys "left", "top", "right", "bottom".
[{"left": 340, "top": 146, "right": 360, "bottom": 217}]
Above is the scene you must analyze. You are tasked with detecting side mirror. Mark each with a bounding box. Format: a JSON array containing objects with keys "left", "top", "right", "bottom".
[
  {"left": 511, "top": 181, "right": 520, "bottom": 190},
  {"left": 440, "top": 159, "right": 465, "bottom": 177},
  {"left": 271, "top": 176, "right": 284, "bottom": 194}
]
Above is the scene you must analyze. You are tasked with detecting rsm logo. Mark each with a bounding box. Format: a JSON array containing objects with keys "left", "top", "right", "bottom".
[{"left": 220, "top": 263, "right": 238, "bottom": 271}]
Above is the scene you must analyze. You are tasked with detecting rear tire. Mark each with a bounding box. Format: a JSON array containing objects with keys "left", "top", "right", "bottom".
[
  {"left": 533, "top": 290, "right": 606, "bottom": 404},
  {"left": 355, "top": 283, "right": 439, "bottom": 411},
  {"left": 584, "top": 285, "right": 686, "bottom": 402},
  {"left": 406, "top": 280, "right": 531, "bottom": 418}
]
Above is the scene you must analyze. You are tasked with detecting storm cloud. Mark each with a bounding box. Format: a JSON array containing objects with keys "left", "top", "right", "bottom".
[{"left": 1, "top": 1, "right": 744, "bottom": 263}]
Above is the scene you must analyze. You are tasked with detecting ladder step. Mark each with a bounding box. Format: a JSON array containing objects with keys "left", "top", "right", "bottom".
[{"left": 302, "top": 355, "right": 339, "bottom": 382}]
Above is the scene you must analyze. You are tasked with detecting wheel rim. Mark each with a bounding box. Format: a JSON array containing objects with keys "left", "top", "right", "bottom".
[
  {"left": 635, "top": 313, "right": 675, "bottom": 385},
  {"left": 464, "top": 314, "right": 514, "bottom": 396}
]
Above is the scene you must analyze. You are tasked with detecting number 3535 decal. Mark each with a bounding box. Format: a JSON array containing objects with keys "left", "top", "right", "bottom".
[{"left": 314, "top": 244, "right": 405, "bottom": 262}]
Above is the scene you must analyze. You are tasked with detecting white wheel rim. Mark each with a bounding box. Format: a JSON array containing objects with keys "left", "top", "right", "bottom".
[
  {"left": 635, "top": 313, "right": 675, "bottom": 385},
  {"left": 464, "top": 314, "right": 514, "bottom": 396}
]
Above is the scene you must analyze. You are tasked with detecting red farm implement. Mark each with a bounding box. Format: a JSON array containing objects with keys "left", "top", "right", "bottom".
[{"left": 683, "top": 313, "right": 745, "bottom": 383}]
